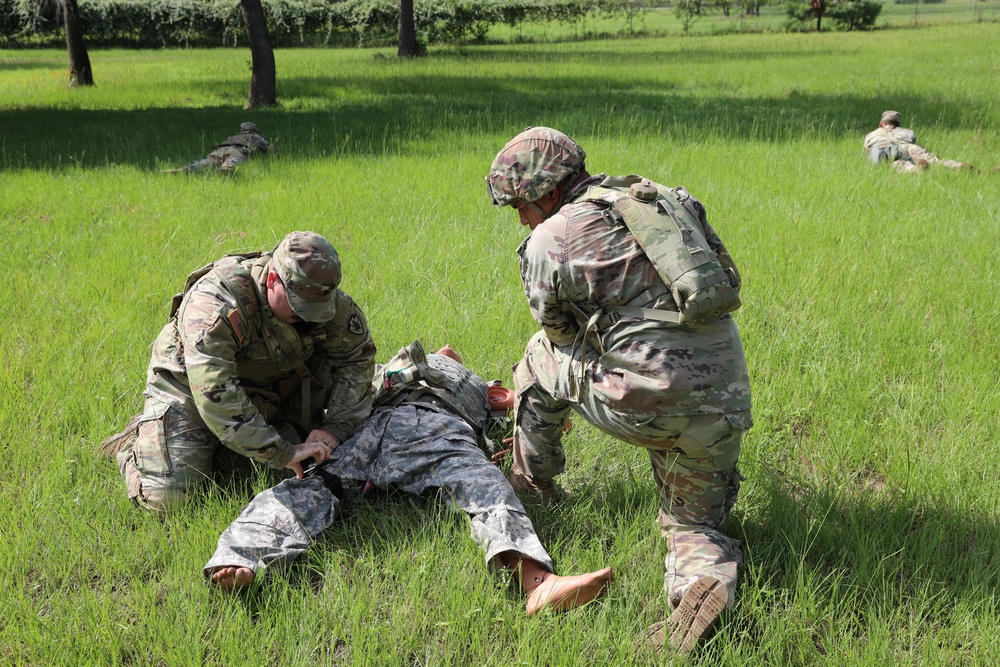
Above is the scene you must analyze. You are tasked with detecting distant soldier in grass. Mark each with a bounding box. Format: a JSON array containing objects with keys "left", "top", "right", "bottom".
[
  {"left": 864, "top": 110, "right": 971, "bottom": 173},
  {"left": 486, "top": 127, "right": 752, "bottom": 653},
  {"left": 205, "top": 340, "right": 614, "bottom": 616},
  {"left": 101, "top": 231, "right": 376, "bottom": 512},
  {"left": 166, "top": 122, "right": 276, "bottom": 174}
]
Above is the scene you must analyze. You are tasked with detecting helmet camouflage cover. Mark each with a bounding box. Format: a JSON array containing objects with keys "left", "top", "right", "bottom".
[{"left": 486, "top": 127, "right": 586, "bottom": 206}]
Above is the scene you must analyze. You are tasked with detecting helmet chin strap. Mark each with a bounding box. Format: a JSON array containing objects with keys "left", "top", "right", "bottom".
[{"left": 526, "top": 200, "right": 549, "bottom": 217}]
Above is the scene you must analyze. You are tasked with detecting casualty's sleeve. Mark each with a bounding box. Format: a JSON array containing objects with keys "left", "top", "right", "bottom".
[
  {"left": 178, "top": 282, "right": 295, "bottom": 469},
  {"left": 518, "top": 219, "right": 577, "bottom": 346},
  {"left": 316, "top": 293, "right": 377, "bottom": 442}
]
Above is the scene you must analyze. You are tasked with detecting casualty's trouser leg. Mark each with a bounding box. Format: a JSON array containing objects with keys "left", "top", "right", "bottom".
[
  {"left": 204, "top": 419, "right": 381, "bottom": 576},
  {"left": 648, "top": 412, "right": 747, "bottom": 609},
  {"left": 203, "top": 474, "right": 342, "bottom": 576},
  {"left": 375, "top": 405, "right": 554, "bottom": 571},
  {"left": 116, "top": 397, "right": 218, "bottom": 512}
]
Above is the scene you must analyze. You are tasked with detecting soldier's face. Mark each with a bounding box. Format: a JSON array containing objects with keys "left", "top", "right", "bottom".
[
  {"left": 512, "top": 189, "right": 560, "bottom": 230},
  {"left": 266, "top": 270, "right": 303, "bottom": 324}
]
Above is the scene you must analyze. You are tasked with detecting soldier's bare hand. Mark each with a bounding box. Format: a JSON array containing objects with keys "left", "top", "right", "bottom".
[
  {"left": 285, "top": 441, "right": 333, "bottom": 479},
  {"left": 305, "top": 428, "right": 341, "bottom": 452}
]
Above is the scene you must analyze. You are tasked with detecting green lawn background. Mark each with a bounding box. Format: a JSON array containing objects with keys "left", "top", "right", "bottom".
[{"left": 1, "top": 22, "right": 998, "bottom": 666}]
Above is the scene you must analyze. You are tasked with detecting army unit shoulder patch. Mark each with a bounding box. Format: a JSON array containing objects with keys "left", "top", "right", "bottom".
[
  {"left": 226, "top": 308, "right": 246, "bottom": 343},
  {"left": 348, "top": 313, "right": 364, "bottom": 335}
]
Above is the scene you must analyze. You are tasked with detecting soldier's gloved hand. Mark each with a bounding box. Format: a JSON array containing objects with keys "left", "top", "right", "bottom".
[
  {"left": 305, "top": 428, "right": 341, "bottom": 452},
  {"left": 285, "top": 441, "right": 333, "bottom": 480}
]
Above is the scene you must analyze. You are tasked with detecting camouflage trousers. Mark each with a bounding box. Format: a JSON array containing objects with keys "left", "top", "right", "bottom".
[
  {"left": 513, "top": 347, "right": 749, "bottom": 609},
  {"left": 204, "top": 400, "right": 553, "bottom": 577},
  {"left": 183, "top": 146, "right": 248, "bottom": 173},
  {"left": 115, "top": 396, "right": 296, "bottom": 512}
]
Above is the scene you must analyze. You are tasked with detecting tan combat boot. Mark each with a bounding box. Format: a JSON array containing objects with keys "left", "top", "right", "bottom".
[
  {"left": 508, "top": 467, "right": 561, "bottom": 506},
  {"left": 642, "top": 576, "right": 728, "bottom": 655}
]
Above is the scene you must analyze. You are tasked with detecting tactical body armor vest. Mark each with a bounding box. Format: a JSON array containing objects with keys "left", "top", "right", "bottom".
[
  {"left": 169, "top": 252, "right": 351, "bottom": 428},
  {"left": 583, "top": 175, "right": 741, "bottom": 325},
  {"left": 372, "top": 340, "right": 489, "bottom": 432},
  {"left": 215, "top": 132, "right": 254, "bottom": 150}
]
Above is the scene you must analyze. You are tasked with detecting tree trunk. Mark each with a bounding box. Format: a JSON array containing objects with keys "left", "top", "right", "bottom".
[
  {"left": 398, "top": 0, "right": 419, "bottom": 58},
  {"left": 63, "top": 0, "right": 93, "bottom": 87},
  {"left": 241, "top": 0, "right": 277, "bottom": 108},
  {"left": 812, "top": 0, "right": 825, "bottom": 30}
]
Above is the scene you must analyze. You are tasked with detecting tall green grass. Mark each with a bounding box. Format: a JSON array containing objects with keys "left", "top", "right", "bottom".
[{"left": 2, "top": 22, "right": 999, "bottom": 666}]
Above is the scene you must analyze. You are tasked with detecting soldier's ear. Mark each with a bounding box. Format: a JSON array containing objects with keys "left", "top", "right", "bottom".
[{"left": 266, "top": 269, "right": 279, "bottom": 290}]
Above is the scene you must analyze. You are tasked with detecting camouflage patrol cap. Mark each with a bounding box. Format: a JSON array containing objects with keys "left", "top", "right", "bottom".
[
  {"left": 240, "top": 122, "right": 258, "bottom": 133},
  {"left": 487, "top": 127, "right": 586, "bottom": 206},
  {"left": 272, "top": 231, "right": 341, "bottom": 323},
  {"left": 880, "top": 110, "right": 901, "bottom": 125}
]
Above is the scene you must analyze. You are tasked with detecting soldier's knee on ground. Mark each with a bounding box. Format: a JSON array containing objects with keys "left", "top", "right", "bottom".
[
  {"left": 137, "top": 485, "right": 189, "bottom": 513},
  {"left": 119, "top": 454, "right": 195, "bottom": 513}
]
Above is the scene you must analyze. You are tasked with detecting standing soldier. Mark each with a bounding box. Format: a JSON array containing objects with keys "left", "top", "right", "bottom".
[
  {"left": 204, "top": 340, "right": 615, "bottom": 616},
  {"left": 101, "top": 231, "right": 376, "bottom": 512},
  {"left": 864, "top": 110, "right": 971, "bottom": 173},
  {"left": 486, "top": 128, "right": 753, "bottom": 653},
  {"left": 168, "top": 122, "right": 276, "bottom": 174}
]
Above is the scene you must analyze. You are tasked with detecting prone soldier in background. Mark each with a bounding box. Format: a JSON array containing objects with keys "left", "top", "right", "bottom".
[
  {"left": 864, "top": 110, "right": 971, "bottom": 173},
  {"left": 487, "top": 127, "right": 753, "bottom": 654},
  {"left": 204, "top": 340, "right": 614, "bottom": 616},
  {"left": 167, "top": 122, "right": 276, "bottom": 174},
  {"left": 100, "top": 231, "right": 376, "bottom": 512}
]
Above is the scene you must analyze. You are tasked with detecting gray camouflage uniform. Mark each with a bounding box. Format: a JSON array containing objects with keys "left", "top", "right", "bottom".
[
  {"left": 181, "top": 122, "right": 276, "bottom": 173},
  {"left": 113, "top": 233, "right": 376, "bottom": 511},
  {"left": 204, "top": 343, "right": 553, "bottom": 577}
]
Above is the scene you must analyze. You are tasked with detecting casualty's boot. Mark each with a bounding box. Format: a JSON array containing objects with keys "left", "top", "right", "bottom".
[
  {"left": 508, "top": 466, "right": 561, "bottom": 506},
  {"left": 525, "top": 567, "right": 615, "bottom": 616},
  {"left": 643, "top": 576, "right": 729, "bottom": 654}
]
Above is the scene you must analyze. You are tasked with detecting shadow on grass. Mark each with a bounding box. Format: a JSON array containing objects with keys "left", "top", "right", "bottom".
[
  {"left": 729, "top": 469, "right": 1000, "bottom": 650},
  {"left": 1, "top": 65, "right": 983, "bottom": 171}
]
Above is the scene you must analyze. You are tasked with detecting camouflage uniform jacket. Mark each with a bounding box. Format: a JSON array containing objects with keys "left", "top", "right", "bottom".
[
  {"left": 863, "top": 126, "right": 918, "bottom": 160},
  {"left": 215, "top": 131, "right": 275, "bottom": 156},
  {"left": 517, "top": 174, "right": 751, "bottom": 417},
  {"left": 144, "top": 254, "right": 376, "bottom": 469}
]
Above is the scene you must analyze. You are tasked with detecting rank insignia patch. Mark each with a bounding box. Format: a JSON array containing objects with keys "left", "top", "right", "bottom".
[
  {"left": 227, "top": 309, "right": 246, "bottom": 343},
  {"left": 348, "top": 313, "right": 364, "bottom": 335}
]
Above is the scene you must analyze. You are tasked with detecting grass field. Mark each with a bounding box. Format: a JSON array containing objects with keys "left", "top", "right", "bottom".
[{"left": 2, "top": 21, "right": 999, "bottom": 666}]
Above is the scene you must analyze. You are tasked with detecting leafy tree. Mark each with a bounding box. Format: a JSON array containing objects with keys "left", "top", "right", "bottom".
[
  {"left": 674, "top": 0, "right": 704, "bottom": 33},
  {"left": 827, "top": 0, "right": 881, "bottom": 29},
  {"left": 241, "top": 0, "right": 276, "bottom": 107},
  {"left": 598, "top": 0, "right": 651, "bottom": 34},
  {"left": 786, "top": 0, "right": 825, "bottom": 30},
  {"left": 715, "top": 0, "right": 734, "bottom": 18}
]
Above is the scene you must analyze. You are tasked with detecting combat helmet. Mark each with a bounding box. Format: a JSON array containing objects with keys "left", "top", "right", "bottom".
[
  {"left": 486, "top": 127, "right": 586, "bottom": 207},
  {"left": 240, "top": 122, "right": 258, "bottom": 133}
]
